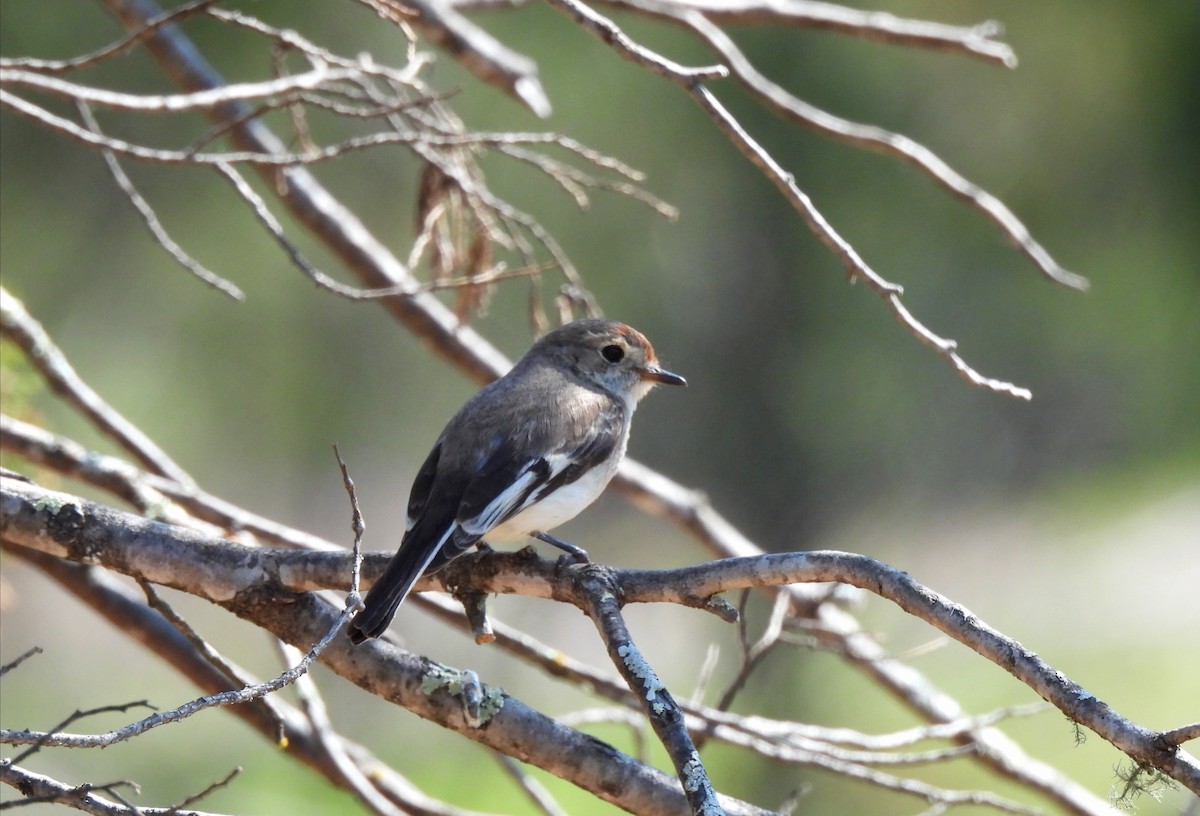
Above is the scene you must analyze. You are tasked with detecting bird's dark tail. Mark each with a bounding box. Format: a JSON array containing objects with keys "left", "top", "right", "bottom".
[{"left": 347, "top": 534, "right": 444, "bottom": 644}]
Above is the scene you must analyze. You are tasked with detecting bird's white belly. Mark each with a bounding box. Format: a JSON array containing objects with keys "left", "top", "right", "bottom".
[{"left": 487, "top": 460, "right": 616, "bottom": 541}]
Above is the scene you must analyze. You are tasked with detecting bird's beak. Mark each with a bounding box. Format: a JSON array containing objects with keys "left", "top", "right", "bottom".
[{"left": 640, "top": 365, "right": 687, "bottom": 386}]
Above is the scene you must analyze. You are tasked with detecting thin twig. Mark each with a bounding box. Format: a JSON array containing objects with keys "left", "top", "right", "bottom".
[
  {"left": 7, "top": 700, "right": 156, "bottom": 766},
  {"left": 494, "top": 753, "right": 571, "bottom": 816},
  {"left": 547, "top": 0, "right": 728, "bottom": 82},
  {"left": 0, "top": 580, "right": 359, "bottom": 750},
  {"left": 1, "top": 63, "right": 360, "bottom": 111},
  {"left": 0, "top": 0, "right": 222, "bottom": 75},
  {"left": 332, "top": 443, "right": 367, "bottom": 603},
  {"left": 75, "top": 100, "right": 244, "bottom": 301},
  {"left": 0, "top": 413, "right": 341, "bottom": 551},
  {"left": 671, "top": 10, "right": 1087, "bottom": 291},
  {"left": 139, "top": 579, "right": 289, "bottom": 745},
  {"left": 169, "top": 767, "right": 243, "bottom": 813},
  {"left": 455, "top": 0, "right": 1018, "bottom": 66},
  {"left": 545, "top": 0, "right": 1037, "bottom": 398},
  {"left": 0, "top": 761, "right": 221, "bottom": 815},
  {"left": 0, "top": 90, "right": 649, "bottom": 169},
  {"left": 0, "top": 645, "right": 43, "bottom": 677}
]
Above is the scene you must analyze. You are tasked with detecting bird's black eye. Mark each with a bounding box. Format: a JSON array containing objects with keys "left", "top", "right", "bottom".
[{"left": 601, "top": 344, "right": 625, "bottom": 363}]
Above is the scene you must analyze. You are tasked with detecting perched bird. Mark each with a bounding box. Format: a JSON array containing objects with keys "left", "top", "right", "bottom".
[{"left": 347, "top": 319, "right": 685, "bottom": 644}]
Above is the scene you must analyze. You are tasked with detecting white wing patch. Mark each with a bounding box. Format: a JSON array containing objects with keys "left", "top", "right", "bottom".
[{"left": 457, "top": 453, "right": 576, "bottom": 538}]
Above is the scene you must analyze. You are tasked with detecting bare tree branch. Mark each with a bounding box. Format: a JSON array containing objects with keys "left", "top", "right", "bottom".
[
  {"left": 0, "top": 761, "right": 223, "bottom": 816},
  {"left": 3, "top": 2, "right": 1163, "bottom": 813},
  {"left": 0, "top": 413, "right": 340, "bottom": 550},
  {"left": 2, "top": 545, "right": 505, "bottom": 816},
  {"left": 450, "top": 0, "right": 1017, "bottom": 66},
  {"left": 612, "top": 460, "right": 1119, "bottom": 815},
  {"left": 652, "top": 6, "right": 1088, "bottom": 291},
  {"left": 4, "top": 476, "right": 1196, "bottom": 797},
  {"left": 546, "top": 0, "right": 1039, "bottom": 398},
  {"left": 577, "top": 565, "right": 723, "bottom": 815},
  {"left": 0, "top": 0, "right": 222, "bottom": 76},
  {"left": 75, "top": 101, "right": 244, "bottom": 300},
  {"left": 352, "top": 0, "right": 551, "bottom": 116}
]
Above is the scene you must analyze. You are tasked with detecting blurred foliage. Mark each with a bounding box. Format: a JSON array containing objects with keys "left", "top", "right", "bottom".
[{"left": 1, "top": 1, "right": 1197, "bottom": 814}]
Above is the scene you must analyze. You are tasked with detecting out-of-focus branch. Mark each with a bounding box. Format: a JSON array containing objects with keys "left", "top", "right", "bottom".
[
  {"left": 546, "top": 0, "right": 1041, "bottom": 399},
  {"left": 448, "top": 0, "right": 1016, "bottom": 66},
  {"left": 75, "top": 101, "right": 243, "bottom": 300},
  {"left": 649, "top": 0, "right": 1016, "bottom": 66},
  {"left": 658, "top": 8, "right": 1087, "bottom": 291},
  {"left": 0, "top": 64, "right": 362, "bottom": 111},
  {"left": 353, "top": 0, "right": 551, "bottom": 116},
  {"left": 0, "top": 413, "right": 340, "bottom": 550},
  {"left": 0, "top": 93, "right": 641, "bottom": 167},
  {"left": 0, "top": 0, "right": 221, "bottom": 75}
]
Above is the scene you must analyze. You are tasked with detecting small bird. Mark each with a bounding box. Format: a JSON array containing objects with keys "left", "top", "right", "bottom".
[{"left": 348, "top": 319, "right": 685, "bottom": 644}]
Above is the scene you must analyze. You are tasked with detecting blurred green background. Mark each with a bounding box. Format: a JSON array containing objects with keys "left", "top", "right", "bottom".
[{"left": 1, "top": 1, "right": 1197, "bottom": 814}]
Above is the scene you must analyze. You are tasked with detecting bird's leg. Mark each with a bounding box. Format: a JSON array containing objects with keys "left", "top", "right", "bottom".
[{"left": 532, "top": 530, "right": 590, "bottom": 563}]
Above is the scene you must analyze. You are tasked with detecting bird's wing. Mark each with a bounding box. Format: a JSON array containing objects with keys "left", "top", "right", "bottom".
[
  {"left": 349, "top": 391, "right": 624, "bottom": 644},
  {"left": 404, "top": 438, "right": 442, "bottom": 531},
  {"left": 456, "top": 404, "right": 625, "bottom": 538}
]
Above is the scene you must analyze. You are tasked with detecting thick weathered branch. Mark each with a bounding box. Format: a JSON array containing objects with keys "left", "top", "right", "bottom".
[
  {"left": 0, "top": 415, "right": 1114, "bottom": 814},
  {"left": 4, "top": 476, "right": 1196, "bottom": 796},
  {"left": 0, "top": 477, "right": 771, "bottom": 815}
]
